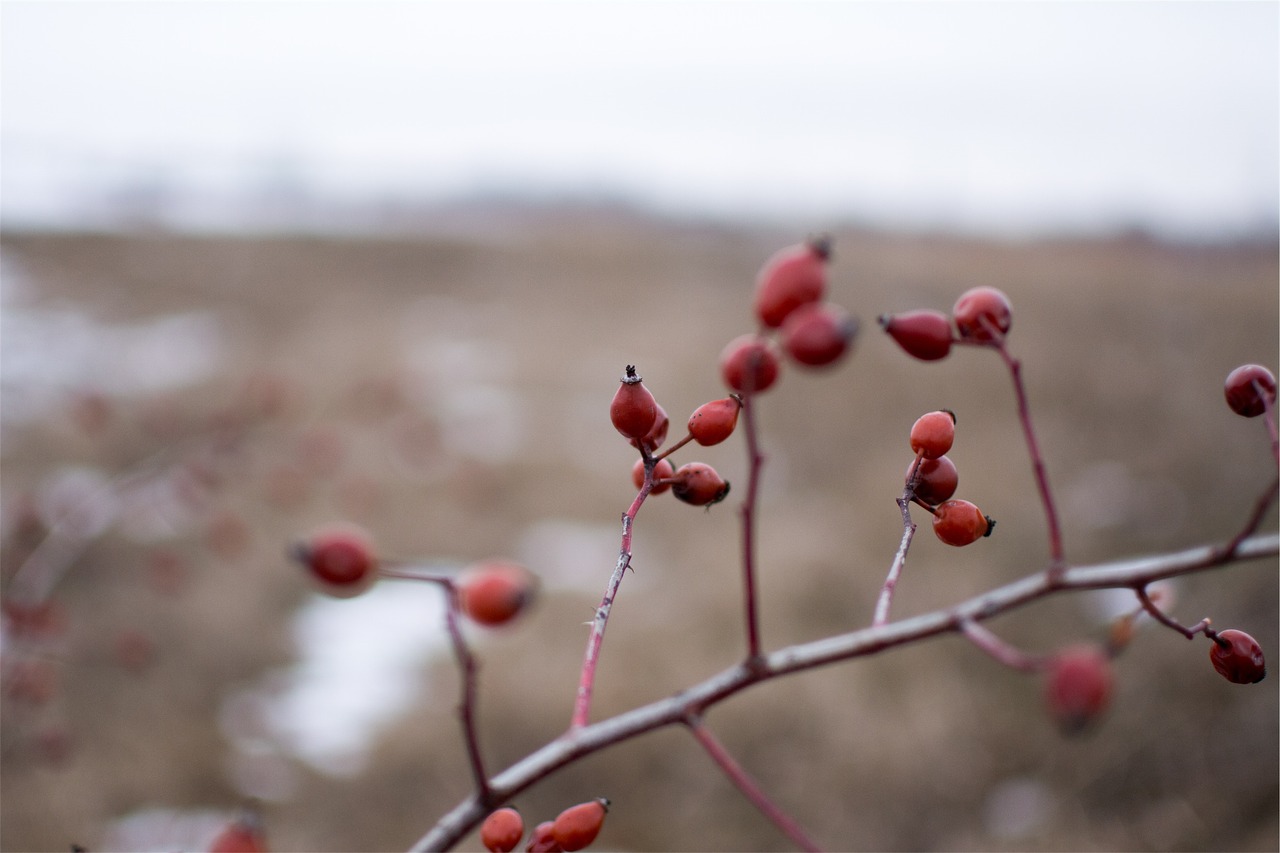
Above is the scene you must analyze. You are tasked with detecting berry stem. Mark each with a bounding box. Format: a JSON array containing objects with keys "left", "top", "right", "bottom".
[
  {"left": 1258, "top": 379, "right": 1278, "bottom": 464},
  {"left": 957, "top": 617, "right": 1044, "bottom": 672},
  {"left": 993, "top": 339, "right": 1066, "bottom": 572},
  {"left": 1214, "top": 474, "right": 1280, "bottom": 560},
  {"left": 738, "top": 391, "right": 765, "bottom": 663},
  {"left": 874, "top": 456, "right": 924, "bottom": 626},
  {"left": 440, "top": 581, "right": 492, "bottom": 801},
  {"left": 1133, "top": 585, "right": 1214, "bottom": 640},
  {"left": 653, "top": 432, "right": 694, "bottom": 462},
  {"left": 569, "top": 454, "right": 656, "bottom": 729},
  {"left": 685, "top": 714, "right": 824, "bottom": 852}
]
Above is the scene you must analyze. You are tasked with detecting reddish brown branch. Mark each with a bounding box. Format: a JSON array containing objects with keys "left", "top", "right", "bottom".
[{"left": 686, "top": 714, "right": 823, "bottom": 852}]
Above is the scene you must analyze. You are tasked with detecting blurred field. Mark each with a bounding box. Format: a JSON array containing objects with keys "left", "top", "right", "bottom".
[{"left": 1, "top": 210, "right": 1277, "bottom": 852}]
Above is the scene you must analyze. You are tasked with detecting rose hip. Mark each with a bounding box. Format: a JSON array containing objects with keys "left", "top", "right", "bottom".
[
  {"left": 753, "top": 236, "right": 830, "bottom": 328},
  {"left": 610, "top": 365, "right": 658, "bottom": 441},
  {"left": 878, "top": 310, "right": 953, "bottom": 361}
]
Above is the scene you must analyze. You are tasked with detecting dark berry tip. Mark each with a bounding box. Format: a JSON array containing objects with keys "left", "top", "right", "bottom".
[
  {"left": 806, "top": 233, "right": 833, "bottom": 260},
  {"left": 983, "top": 516, "right": 996, "bottom": 537}
]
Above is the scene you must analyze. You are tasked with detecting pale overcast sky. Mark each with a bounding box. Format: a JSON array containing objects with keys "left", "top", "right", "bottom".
[{"left": 2, "top": 1, "right": 1277, "bottom": 237}]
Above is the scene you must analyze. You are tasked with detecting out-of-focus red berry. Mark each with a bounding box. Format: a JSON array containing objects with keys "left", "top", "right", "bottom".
[
  {"left": 1223, "top": 364, "right": 1277, "bottom": 418},
  {"left": 781, "top": 302, "right": 857, "bottom": 368},
  {"left": 458, "top": 561, "right": 536, "bottom": 627},
  {"left": 1043, "top": 644, "right": 1113, "bottom": 734},
  {"left": 878, "top": 310, "right": 953, "bottom": 361},
  {"left": 720, "top": 335, "right": 781, "bottom": 394},
  {"left": 952, "top": 286, "right": 1012, "bottom": 341},
  {"left": 753, "top": 237, "right": 829, "bottom": 328}
]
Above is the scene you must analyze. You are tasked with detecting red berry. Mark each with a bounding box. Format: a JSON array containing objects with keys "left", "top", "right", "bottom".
[
  {"left": 295, "top": 524, "right": 378, "bottom": 598},
  {"left": 632, "top": 457, "right": 676, "bottom": 495},
  {"left": 909, "top": 410, "right": 956, "bottom": 459},
  {"left": 1209, "top": 629, "right": 1266, "bottom": 684},
  {"left": 671, "top": 462, "right": 730, "bottom": 507},
  {"left": 1223, "top": 364, "right": 1276, "bottom": 418},
  {"left": 609, "top": 366, "right": 658, "bottom": 441},
  {"left": 526, "top": 821, "right": 563, "bottom": 853},
  {"left": 952, "top": 286, "right": 1012, "bottom": 341},
  {"left": 878, "top": 310, "right": 953, "bottom": 361},
  {"left": 1043, "top": 644, "right": 1113, "bottom": 734},
  {"left": 932, "top": 499, "right": 993, "bottom": 546},
  {"left": 208, "top": 810, "right": 268, "bottom": 853},
  {"left": 720, "top": 335, "right": 781, "bottom": 394},
  {"left": 551, "top": 799, "right": 609, "bottom": 852},
  {"left": 632, "top": 401, "right": 669, "bottom": 452},
  {"left": 687, "top": 396, "right": 742, "bottom": 446},
  {"left": 781, "top": 302, "right": 858, "bottom": 368},
  {"left": 481, "top": 807, "right": 525, "bottom": 853},
  {"left": 753, "top": 237, "right": 829, "bottom": 328},
  {"left": 907, "top": 455, "right": 959, "bottom": 505},
  {"left": 458, "top": 561, "right": 536, "bottom": 626}
]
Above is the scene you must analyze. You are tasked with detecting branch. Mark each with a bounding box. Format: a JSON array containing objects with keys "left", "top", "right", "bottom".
[
  {"left": 686, "top": 714, "right": 823, "bottom": 852},
  {"left": 408, "top": 531, "right": 1278, "bottom": 851}
]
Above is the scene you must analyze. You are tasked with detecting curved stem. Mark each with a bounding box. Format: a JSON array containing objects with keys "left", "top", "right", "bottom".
[
  {"left": 569, "top": 455, "right": 655, "bottom": 729},
  {"left": 738, "top": 392, "right": 765, "bottom": 662},
  {"left": 686, "top": 714, "right": 823, "bottom": 852}
]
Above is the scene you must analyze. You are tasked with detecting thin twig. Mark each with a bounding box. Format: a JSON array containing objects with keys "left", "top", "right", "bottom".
[
  {"left": 993, "top": 341, "right": 1065, "bottom": 571},
  {"left": 874, "top": 455, "right": 923, "bottom": 626},
  {"left": 685, "top": 714, "right": 823, "bottom": 852},
  {"left": 738, "top": 392, "right": 765, "bottom": 663},
  {"left": 569, "top": 455, "right": 655, "bottom": 729},
  {"left": 958, "top": 617, "right": 1044, "bottom": 672},
  {"left": 439, "top": 582, "right": 491, "bottom": 800}
]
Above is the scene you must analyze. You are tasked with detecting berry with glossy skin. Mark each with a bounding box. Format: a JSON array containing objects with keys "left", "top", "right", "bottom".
[
  {"left": 753, "top": 236, "right": 830, "bottom": 328},
  {"left": 481, "top": 807, "right": 525, "bottom": 853},
  {"left": 1224, "top": 364, "right": 1277, "bottom": 418},
  {"left": 294, "top": 524, "right": 378, "bottom": 598},
  {"left": 720, "top": 335, "right": 781, "bottom": 394},
  {"left": 1209, "top": 629, "right": 1266, "bottom": 684},
  {"left": 932, "top": 499, "right": 993, "bottom": 546},
  {"left": 632, "top": 457, "right": 676, "bottom": 495},
  {"left": 687, "top": 396, "right": 742, "bottom": 446},
  {"left": 907, "top": 455, "right": 959, "bottom": 505},
  {"left": 878, "top": 310, "right": 953, "bottom": 361},
  {"left": 1043, "top": 644, "right": 1113, "bottom": 734},
  {"left": 525, "top": 822, "right": 563, "bottom": 853},
  {"left": 458, "top": 561, "right": 536, "bottom": 626},
  {"left": 781, "top": 302, "right": 858, "bottom": 368},
  {"left": 910, "top": 410, "right": 956, "bottom": 459},
  {"left": 551, "top": 799, "right": 609, "bottom": 852},
  {"left": 610, "top": 366, "right": 658, "bottom": 441},
  {"left": 952, "top": 286, "right": 1012, "bottom": 341},
  {"left": 671, "top": 462, "right": 730, "bottom": 507}
]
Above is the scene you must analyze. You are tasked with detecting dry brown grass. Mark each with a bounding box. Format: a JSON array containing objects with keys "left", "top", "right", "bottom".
[{"left": 1, "top": 211, "right": 1276, "bottom": 852}]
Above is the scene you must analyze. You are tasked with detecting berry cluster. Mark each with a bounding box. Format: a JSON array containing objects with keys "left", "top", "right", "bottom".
[
  {"left": 480, "top": 799, "right": 609, "bottom": 853},
  {"left": 878, "top": 284, "right": 1013, "bottom": 360},
  {"left": 902, "top": 409, "right": 994, "bottom": 547},
  {"left": 619, "top": 237, "right": 857, "bottom": 507}
]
